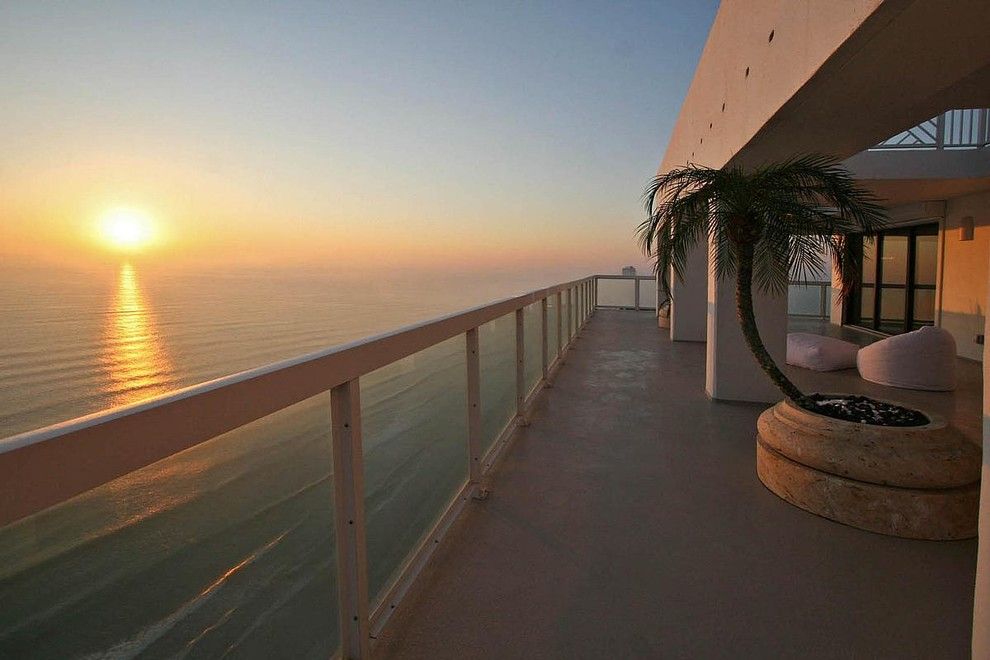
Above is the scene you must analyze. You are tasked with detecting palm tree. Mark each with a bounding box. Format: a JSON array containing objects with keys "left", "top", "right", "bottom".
[{"left": 639, "top": 154, "right": 886, "bottom": 404}]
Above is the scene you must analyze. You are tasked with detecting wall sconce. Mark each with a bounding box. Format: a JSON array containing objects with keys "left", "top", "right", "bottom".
[{"left": 960, "top": 216, "right": 974, "bottom": 241}]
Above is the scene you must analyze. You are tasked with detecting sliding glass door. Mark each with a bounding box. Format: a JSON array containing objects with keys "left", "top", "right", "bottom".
[{"left": 846, "top": 224, "right": 938, "bottom": 334}]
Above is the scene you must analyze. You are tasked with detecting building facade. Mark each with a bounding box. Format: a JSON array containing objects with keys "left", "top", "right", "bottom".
[{"left": 657, "top": 0, "right": 990, "bottom": 653}]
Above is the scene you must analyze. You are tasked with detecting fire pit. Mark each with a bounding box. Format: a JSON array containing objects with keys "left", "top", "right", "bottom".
[{"left": 756, "top": 396, "right": 981, "bottom": 540}]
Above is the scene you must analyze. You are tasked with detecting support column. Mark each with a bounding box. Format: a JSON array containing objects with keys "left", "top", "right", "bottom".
[
  {"left": 705, "top": 260, "right": 787, "bottom": 403},
  {"left": 971, "top": 255, "right": 990, "bottom": 657},
  {"left": 669, "top": 244, "right": 708, "bottom": 342}
]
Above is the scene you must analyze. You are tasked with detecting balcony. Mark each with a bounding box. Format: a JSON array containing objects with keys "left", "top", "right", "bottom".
[
  {"left": 0, "top": 276, "right": 978, "bottom": 658},
  {"left": 377, "top": 311, "right": 980, "bottom": 658}
]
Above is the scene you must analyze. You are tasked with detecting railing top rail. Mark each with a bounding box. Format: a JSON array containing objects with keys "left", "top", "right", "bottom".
[{"left": 0, "top": 274, "right": 606, "bottom": 526}]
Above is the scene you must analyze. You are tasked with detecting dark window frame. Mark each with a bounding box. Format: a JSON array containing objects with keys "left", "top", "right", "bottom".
[{"left": 844, "top": 223, "right": 938, "bottom": 334}]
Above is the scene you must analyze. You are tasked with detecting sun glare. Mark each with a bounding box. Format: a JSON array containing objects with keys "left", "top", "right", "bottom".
[{"left": 100, "top": 208, "right": 156, "bottom": 251}]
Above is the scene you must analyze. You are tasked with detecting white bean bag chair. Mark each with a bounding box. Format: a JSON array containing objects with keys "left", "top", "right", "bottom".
[
  {"left": 786, "top": 333, "right": 860, "bottom": 371},
  {"left": 857, "top": 326, "right": 957, "bottom": 391}
]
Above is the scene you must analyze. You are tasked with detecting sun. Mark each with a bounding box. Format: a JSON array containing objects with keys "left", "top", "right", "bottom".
[{"left": 99, "top": 208, "right": 156, "bottom": 251}]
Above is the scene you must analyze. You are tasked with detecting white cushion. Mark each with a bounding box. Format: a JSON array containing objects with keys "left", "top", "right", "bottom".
[
  {"left": 786, "top": 333, "right": 860, "bottom": 371},
  {"left": 856, "top": 326, "right": 957, "bottom": 391}
]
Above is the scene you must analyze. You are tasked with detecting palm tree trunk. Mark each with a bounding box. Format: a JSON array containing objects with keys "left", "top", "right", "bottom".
[{"left": 734, "top": 242, "right": 806, "bottom": 403}]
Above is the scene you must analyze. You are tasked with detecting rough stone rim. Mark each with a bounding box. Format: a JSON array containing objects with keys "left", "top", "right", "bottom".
[{"left": 759, "top": 399, "right": 979, "bottom": 489}]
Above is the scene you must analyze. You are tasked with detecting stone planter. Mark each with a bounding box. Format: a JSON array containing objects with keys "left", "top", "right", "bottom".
[{"left": 756, "top": 397, "right": 981, "bottom": 540}]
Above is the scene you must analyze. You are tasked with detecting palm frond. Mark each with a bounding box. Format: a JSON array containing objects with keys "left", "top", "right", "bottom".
[{"left": 639, "top": 154, "right": 887, "bottom": 296}]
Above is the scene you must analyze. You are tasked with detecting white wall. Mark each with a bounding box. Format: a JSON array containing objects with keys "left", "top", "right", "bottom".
[
  {"left": 975, "top": 257, "right": 990, "bottom": 657},
  {"left": 942, "top": 190, "right": 990, "bottom": 361},
  {"left": 660, "top": 0, "right": 883, "bottom": 173},
  {"left": 670, "top": 246, "right": 707, "bottom": 342},
  {"left": 662, "top": 0, "right": 990, "bottom": 173},
  {"left": 705, "top": 262, "right": 787, "bottom": 403}
]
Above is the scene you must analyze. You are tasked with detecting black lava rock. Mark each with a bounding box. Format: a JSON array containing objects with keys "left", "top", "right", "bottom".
[{"left": 800, "top": 394, "right": 929, "bottom": 427}]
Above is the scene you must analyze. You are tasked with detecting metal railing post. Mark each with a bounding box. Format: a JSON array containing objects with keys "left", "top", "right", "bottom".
[
  {"left": 466, "top": 328, "right": 482, "bottom": 484},
  {"left": 634, "top": 278, "right": 641, "bottom": 310},
  {"left": 556, "top": 291, "right": 563, "bottom": 359},
  {"left": 593, "top": 276, "right": 598, "bottom": 311},
  {"left": 540, "top": 297, "right": 549, "bottom": 381},
  {"left": 515, "top": 308, "right": 527, "bottom": 425},
  {"left": 935, "top": 112, "right": 946, "bottom": 149},
  {"left": 819, "top": 283, "right": 828, "bottom": 319},
  {"left": 330, "top": 379, "right": 371, "bottom": 659}
]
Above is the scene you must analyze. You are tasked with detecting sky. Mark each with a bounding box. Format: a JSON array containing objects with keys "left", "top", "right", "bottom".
[{"left": 0, "top": 1, "right": 718, "bottom": 276}]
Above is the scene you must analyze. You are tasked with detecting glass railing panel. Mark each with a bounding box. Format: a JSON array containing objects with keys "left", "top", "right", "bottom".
[
  {"left": 597, "top": 278, "right": 637, "bottom": 308},
  {"left": 788, "top": 284, "right": 824, "bottom": 316},
  {"left": 560, "top": 290, "right": 571, "bottom": 345},
  {"left": 0, "top": 396, "right": 339, "bottom": 658},
  {"left": 523, "top": 301, "right": 543, "bottom": 398},
  {"left": 638, "top": 278, "right": 658, "bottom": 310},
  {"left": 360, "top": 335, "right": 467, "bottom": 602},
  {"left": 479, "top": 312, "right": 516, "bottom": 456},
  {"left": 547, "top": 296, "right": 560, "bottom": 363}
]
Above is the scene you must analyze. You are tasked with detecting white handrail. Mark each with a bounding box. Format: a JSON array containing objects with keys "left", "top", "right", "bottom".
[
  {"left": 0, "top": 276, "right": 595, "bottom": 526},
  {"left": 0, "top": 273, "right": 616, "bottom": 658}
]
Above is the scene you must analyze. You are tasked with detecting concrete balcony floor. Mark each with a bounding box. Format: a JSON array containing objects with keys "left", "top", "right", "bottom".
[{"left": 375, "top": 310, "right": 979, "bottom": 659}]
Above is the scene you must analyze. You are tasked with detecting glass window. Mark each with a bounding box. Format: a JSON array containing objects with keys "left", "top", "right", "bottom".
[
  {"left": 862, "top": 239, "right": 877, "bottom": 284},
  {"left": 915, "top": 235, "right": 938, "bottom": 287},
  {"left": 847, "top": 225, "right": 939, "bottom": 334},
  {"left": 913, "top": 289, "right": 936, "bottom": 325},
  {"left": 859, "top": 285, "right": 874, "bottom": 323},
  {"left": 878, "top": 288, "right": 906, "bottom": 333},
  {"left": 881, "top": 235, "right": 908, "bottom": 285}
]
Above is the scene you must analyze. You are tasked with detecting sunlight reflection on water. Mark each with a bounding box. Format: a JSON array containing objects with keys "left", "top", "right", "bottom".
[{"left": 102, "top": 263, "right": 172, "bottom": 406}]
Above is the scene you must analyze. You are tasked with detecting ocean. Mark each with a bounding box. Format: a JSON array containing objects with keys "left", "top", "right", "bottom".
[{"left": 0, "top": 263, "right": 582, "bottom": 658}]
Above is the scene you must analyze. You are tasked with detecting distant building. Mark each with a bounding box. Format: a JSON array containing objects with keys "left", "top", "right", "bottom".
[{"left": 621, "top": 266, "right": 637, "bottom": 276}]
